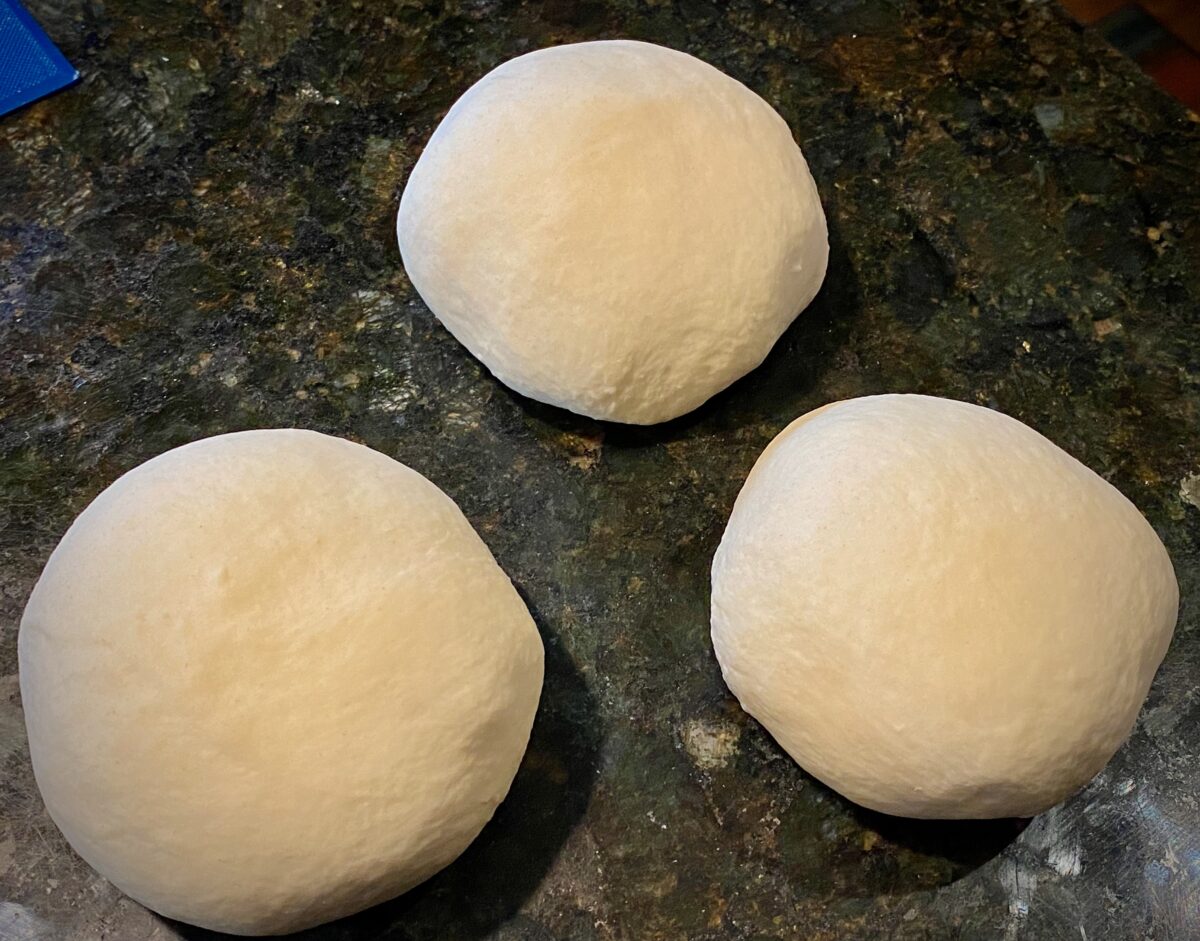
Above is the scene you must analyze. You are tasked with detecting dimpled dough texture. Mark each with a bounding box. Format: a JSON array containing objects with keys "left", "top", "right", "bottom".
[
  {"left": 397, "top": 40, "right": 828, "bottom": 425},
  {"left": 711, "top": 395, "right": 1179, "bottom": 820},
  {"left": 18, "top": 430, "right": 544, "bottom": 935}
]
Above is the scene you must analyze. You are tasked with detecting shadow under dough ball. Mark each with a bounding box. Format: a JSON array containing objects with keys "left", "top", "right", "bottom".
[
  {"left": 18, "top": 430, "right": 544, "bottom": 935},
  {"left": 711, "top": 394, "right": 1178, "bottom": 819},
  {"left": 397, "top": 39, "right": 828, "bottom": 425}
]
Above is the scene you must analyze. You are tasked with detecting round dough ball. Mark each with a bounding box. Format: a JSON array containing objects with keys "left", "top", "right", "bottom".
[
  {"left": 711, "top": 395, "right": 1178, "bottom": 819},
  {"left": 397, "top": 40, "right": 828, "bottom": 425},
  {"left": 19, "top": 430, "right": 543, "bottom": 935}
]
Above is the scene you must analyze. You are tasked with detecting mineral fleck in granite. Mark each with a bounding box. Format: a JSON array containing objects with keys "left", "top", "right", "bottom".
[{"left": 1, "top": 1, "right": 1199, "bottom": 939}]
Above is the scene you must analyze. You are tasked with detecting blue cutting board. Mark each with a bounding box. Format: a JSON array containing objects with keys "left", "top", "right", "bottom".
[{"left": 0, "top": 0, "right": 77, "bottom": 116}]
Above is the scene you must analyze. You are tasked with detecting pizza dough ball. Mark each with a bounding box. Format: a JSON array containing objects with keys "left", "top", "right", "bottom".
[
  {"left": 711, "top": 395, "right": 1178, "bottom": 819},
  {"left": 19, "top": 430, "right": 543, "bottom": 935},
  {"left": 397, "top": 40, "right": 828, "bottom": 424}
]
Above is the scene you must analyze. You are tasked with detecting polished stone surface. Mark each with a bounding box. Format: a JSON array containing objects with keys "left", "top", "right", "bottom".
[{"left": 1, "top": 1, "right": 1198, "bottom": 938}]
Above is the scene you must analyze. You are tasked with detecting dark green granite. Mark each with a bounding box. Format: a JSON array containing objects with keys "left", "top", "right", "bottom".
[{"left": 2, "top": 0, "right": 1199, "bottom": 938}]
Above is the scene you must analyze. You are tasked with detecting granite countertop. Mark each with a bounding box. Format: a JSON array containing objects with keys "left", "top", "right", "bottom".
[{"left": 2, "top": 1, "right": 1198, "bottom": 938}]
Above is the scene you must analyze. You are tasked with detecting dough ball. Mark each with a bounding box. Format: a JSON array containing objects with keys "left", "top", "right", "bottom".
[
  {"left": 711, "top": 395, "right": 1178, "bottom": 819},
  {"left": 19, "top": 430, "right": 543, "bottom": 935},
  {"left": 397, "top": 40, "right": 828, "bottom": 424}
]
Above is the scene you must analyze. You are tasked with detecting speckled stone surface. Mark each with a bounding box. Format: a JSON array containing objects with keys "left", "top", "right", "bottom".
[{"left": 1, "top": 1, "right": 1198, "bottom": 938}]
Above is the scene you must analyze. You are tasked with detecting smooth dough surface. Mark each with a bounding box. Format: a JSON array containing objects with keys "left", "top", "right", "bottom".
[
  {"left": 19, "top": 430, "right": 544, "bottom": 935},
  {"left": 397, "top": 40, "right": 828, "bottom": 424},
  {"left": 711, "top": 395, "right": 1178, "bottom": 819}
]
